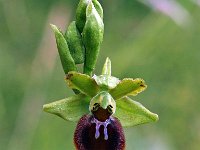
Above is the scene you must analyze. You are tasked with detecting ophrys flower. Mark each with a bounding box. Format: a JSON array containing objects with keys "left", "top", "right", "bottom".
[{"left": 43, "top": 58, "right": 158, "bottom": 150}]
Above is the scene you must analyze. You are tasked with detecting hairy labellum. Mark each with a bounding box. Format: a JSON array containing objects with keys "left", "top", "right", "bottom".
[{"left": 74, "top": 115, "right": 125, "bottom": 150}]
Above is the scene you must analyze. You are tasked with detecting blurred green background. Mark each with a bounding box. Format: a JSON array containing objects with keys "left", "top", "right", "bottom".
[{"left": 0, "top": 0, "right": 200, "bottom": 149}]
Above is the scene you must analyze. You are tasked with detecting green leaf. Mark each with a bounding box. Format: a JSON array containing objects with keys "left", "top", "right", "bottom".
[
  {"left": 51, "top": 24, "right": 77, "bottom": 74},
  {"left": 66, "top": 71, "right": 100, "bottom": 97},
  {"left": 65, "top": 21, "right": 85, "bottom": 64},
  {"left": 43, "top": 94, "right": 90, "bottom": 122},
  {"left": 109, "top": 78, "right": 147, "bottom": 100},
  {"left": 114, "top": 97, "right": 158, "bottom": 127}
]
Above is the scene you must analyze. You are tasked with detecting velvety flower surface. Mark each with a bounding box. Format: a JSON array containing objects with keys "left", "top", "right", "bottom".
[{"left": 74, "top": 115, "right": 125, "bottom": 150}]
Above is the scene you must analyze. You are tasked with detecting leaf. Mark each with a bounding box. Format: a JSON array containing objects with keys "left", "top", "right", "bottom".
[
  {"left": 109, "top": 78, "right": 147, "bottom": 100},
  {"left": 43, "top": 94, "right": 90, "bottom": 122},
  {"left": 51, "top": 24, "right": 77, "bottom": 74},
  {"left": 114, "top": 97, "right": 158, "bottom": 127},
  {"left": 66, "top": 71, "right": 100, "bottom": 97}
]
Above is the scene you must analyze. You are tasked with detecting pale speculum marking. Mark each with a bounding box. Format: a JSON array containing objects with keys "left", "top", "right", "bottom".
[{"left": 91, "top": 117, "right": 112, "bottom": 140}]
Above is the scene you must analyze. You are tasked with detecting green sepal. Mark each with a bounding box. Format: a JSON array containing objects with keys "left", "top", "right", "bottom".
[
  {"left": 43, "top": 94, "right": 90, "bottom": 122},
  {"left": 76, "top": 0, "right": 103, "bottom": 33},
  {"left": 114, "top": 96, "right": 159, "bottom": 127},
  {"left": 65, "top": 71, "right": 100, "bottom": 97},
  {"left": 65, "top": 21, "right": 85, "bottom": 64},
  {"left": 109, "top": 78, "right": 147, "bottom": 100},
  {"left": 51, "top": 24, "right": 77, "bottom": 74},
  {"left": 83, "top": 2, "right": 104, "bottom": 76}
]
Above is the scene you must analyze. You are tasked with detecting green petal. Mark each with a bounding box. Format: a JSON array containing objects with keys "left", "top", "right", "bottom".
[
  {"left": 109, "top": 78, "right": 147, "bottom": 100},
  {"left": 102, "top": 57, "right": 111, "bottom": 76},
  {"left": 66, "top": 71, "right": 100, "bottom": 97},
  {"left": 93, "top": 75, "right": 120, "bottom": 90},
  {"left": 92, "top": 58, "right": 120, "bottom": 90},
  {"left": 114, "top": 97, "right": 158, "bottom": 127},
  {"left": 43, "top": 94, "right": 90, "bottom": 122}
]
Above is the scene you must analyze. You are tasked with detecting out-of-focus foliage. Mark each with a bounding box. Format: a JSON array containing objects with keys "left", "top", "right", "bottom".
[{"left": 0, "top": 0, "right": 200, "bottom": 150}]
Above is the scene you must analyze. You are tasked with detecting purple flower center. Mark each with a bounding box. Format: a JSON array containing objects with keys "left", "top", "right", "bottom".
[{"left": 91, "top": 117, "right": 112, "bottom": 140}]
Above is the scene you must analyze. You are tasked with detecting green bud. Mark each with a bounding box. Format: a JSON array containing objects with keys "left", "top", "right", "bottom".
[
  {"left": 76, "top": 0, "right": 90, "bottom": 33},
  {"left": 83, "top": 2, "right": 104, "bottom": 76},
  {"left": 76, "top": 0, "right": 103, "bottom": 33},
  {"left": 65, "top": 21, "right": 85, "bottom": 64},
  {"left": 51, "top": 24, "right": 77, "bottom": 74},
  {"left": 92, "top": 0, "right": 103, "bottom": 19}
]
